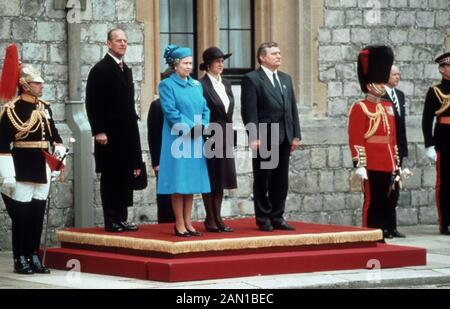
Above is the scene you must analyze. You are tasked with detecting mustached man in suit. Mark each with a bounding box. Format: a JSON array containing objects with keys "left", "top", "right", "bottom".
[
  {"left": 382, "top": 65, "right": 408, "bottom": 238},
  {"left": 86, "top": 29, "right": 143, "bottom": 233},
  {"left": 241, "top": 42, "right": 301, "bottom": 232}
]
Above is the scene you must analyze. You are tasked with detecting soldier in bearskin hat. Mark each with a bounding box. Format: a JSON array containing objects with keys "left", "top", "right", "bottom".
[
  {"left": 0, "top": 44, "right": 65, "bottom": 274},
  {"left": 348, "top": 45, "right": 400, "bottom": 240},
  {"left": 422, "top": 51, "right": 450, "bottom": 235}
]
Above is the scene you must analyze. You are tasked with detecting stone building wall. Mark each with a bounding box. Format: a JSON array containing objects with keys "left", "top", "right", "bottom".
[{"left": 0, "top": 0, "right": 449, "bottom": 249}]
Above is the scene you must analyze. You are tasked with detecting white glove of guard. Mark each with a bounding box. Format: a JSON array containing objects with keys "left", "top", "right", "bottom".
[
  {"left": 355, "top": 167, "right": 368, "bottom": 180},
  {"left": 425, "top": 146, "right": 437, "bottom": 162},
  {"left": 2, "top": 176, "right": 16, "bottom": 189},
  {"left": 53, "top": 144, "right": 67, "bottom": 165},
  {"left": 1, "top": 176, "right": 16, "bottom": 196},
  {"left": 51, "top": 170, "right": 61, "bottom": 178}
]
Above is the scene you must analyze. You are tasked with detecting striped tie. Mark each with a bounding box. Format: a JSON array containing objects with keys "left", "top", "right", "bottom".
[{"left": 391, "top": 89, "right": 400, "bottom": 116}]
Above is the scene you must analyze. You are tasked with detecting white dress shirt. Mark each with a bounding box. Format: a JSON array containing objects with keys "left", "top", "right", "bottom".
[
  {"left": 207, "top": 73, "right": 230, "bottom": 113},
  {"left": 261, "top": 65, "right": 282, "bottom": 93}
]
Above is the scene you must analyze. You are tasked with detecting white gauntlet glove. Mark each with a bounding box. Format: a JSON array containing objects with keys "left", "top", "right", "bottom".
[
  {"left": 355, "top": 167, "right": 368, "bottom": 180},
  {"left": 425, "top": 146, "right": 437, "bottom": 162},
  {"left": 53, "top": 144, "right": 67, "bottom": 166},
  {"left": 0, "top": 155, "right": 16, "bottom": 194}
]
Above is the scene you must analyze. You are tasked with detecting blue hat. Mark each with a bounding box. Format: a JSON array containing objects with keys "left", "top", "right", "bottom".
[{"left": 164, "top": 44, "right": 192, "bottom": 66}]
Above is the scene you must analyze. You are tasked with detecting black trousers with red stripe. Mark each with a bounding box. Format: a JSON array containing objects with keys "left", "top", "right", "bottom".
[
  {"left": 436, "top": 151, "right": 450, "bottom": 234},
  {"left": 363, "top": 170, "right": 398, "bottom": 230}
]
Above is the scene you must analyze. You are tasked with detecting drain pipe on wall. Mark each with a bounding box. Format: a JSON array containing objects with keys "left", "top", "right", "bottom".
[{"left": 62, "top": 1, "right": 94, "bottom": 227}]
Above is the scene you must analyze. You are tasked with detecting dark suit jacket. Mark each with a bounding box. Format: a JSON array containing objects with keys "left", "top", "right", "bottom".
[
  {"left": 383, "top": 88, "right": 408, "bottom": 160},
  {"left": 241, "top": 67, "right": 301, "bottom": 146},
  {"left": 85, "top": 54, "right": 142, "bottom": 173},
  {"left": 200, "top": 75, "right": 235, "bottom": 149},
  {"left": 147, "top": 99, "right": 164, "bottom": 168}
]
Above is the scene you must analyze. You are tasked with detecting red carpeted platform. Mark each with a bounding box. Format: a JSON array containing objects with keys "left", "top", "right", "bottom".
[{"left": 43, "top": 219, "right": 427, "bottom": 282}]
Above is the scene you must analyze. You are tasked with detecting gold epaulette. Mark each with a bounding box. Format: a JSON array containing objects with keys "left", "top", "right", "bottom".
[
  {"left": 348, "top": 101, "right": 364, "bottom": 116},
  {"left": 0, "top": 97, "right": 20, "bottom": 123},
  {"left": 433, "top": 86, "right": 450, "bottom": 116},
  {"left": 4, "top": 96, "right": 20, "bottom": 109}
]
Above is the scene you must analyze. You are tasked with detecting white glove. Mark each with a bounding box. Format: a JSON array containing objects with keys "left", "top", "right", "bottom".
[
  {"left": 1, "top": 176, "right": 16, "bottom": 196},
  {"left": 425, "top": 146, "right": 437, "bottom": 161},
  {"left": 2, "top": 176, "right": 16, "bottom": 189},
  {"left": 51, "top": 170, "right": 61, "bottom": 178},
  {"left": 355, "top": 167, "right": 368, "bottom": 180},
  {"left": 53, "top": 144, "right": 67, "bottom": 167}
]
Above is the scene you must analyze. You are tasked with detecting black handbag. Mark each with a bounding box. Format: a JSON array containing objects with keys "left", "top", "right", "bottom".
[{"left": 133, "top": 161, "right": 148, "bottom": 190}]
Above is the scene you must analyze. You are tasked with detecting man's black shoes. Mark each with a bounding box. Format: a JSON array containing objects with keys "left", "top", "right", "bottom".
[
  {"left": 273, "top": 221, "right": 296, "bottom": 231},
  {"left": 105, "top": 223, "right": 124, "bottom": 233},
  {"left": 259, "top": 224, "right": 274, "bottom": 232},
  {"left": 119, "top": 221, "right": 139, "bottom": 231},
  {"left": 390, "top": 229, "right": 406, "bottom": 238}
]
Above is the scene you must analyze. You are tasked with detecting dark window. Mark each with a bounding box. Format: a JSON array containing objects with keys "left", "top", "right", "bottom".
[
  {"left": 159, "top": 0, "right": 197, "bottom": 78},
  {"left": 220, "top": 0, "right": 254, "bottom": 82}
]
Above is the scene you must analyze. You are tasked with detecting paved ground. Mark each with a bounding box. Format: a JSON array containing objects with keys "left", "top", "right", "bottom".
[{"left": 1, "top": 225, "right": 450, "bottom": 289}]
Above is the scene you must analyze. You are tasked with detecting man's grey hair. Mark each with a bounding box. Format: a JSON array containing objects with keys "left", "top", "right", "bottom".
[
  {"left": 107, "top": 28, "right": 126, "bottom": 41},
  {"left": 257, "top": 42, "right": 279, "bottom": 65}
]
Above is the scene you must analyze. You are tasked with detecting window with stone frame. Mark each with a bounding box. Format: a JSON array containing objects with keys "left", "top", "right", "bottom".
[
  {"left": 220, "top": 0, "right": 254, "bottom": 82},
  {"left": 159, "top": 0, "right": 197, "bottom": 78}
]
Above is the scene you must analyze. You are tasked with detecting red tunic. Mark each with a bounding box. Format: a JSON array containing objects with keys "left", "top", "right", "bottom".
[{"left": 348, "top": 97, "right": 399, "bottom": 173}]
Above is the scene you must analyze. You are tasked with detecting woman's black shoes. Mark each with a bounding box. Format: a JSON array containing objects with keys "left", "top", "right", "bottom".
[
  {"left": 204, "top": 222, "right": 221, "bottom": 233},
  {"left": 187, "top": 229, "right": 203, "bottom": 237},
  {"left": 174, "top": 226, "right": 191, "bottom": 237}
]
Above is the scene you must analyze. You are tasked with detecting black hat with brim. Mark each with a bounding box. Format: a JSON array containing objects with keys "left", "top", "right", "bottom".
[{"left": 199, "top": 46, "right": 232, "bottom": 71}]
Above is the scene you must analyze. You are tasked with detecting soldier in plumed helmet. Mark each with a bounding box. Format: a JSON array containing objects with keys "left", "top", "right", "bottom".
[{"left": 0, "top": 44, "right": 65, "bottom": 274}]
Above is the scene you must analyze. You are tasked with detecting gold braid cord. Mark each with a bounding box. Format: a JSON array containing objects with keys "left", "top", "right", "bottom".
[
  {"left": 56, "top": 229, "right": 383, "bottom": 255},
  {"left": 6, "top": 100, "right": 52, "bottom": 140},
  {"left": 358, "top": 102, "right": 389, "bottom": 139},
  {"left": 434, "top": 86, "right": 450, "bottom": 116}
]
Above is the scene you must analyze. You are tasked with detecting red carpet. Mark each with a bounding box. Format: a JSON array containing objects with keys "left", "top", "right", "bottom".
[{"left": 44, "top": 219, "right": 427, "bottom": 282}]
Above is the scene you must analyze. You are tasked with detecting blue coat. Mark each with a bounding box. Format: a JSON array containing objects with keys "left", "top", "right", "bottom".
[{"left": 157, "top": 73, "right": 211, "bottom": 194}]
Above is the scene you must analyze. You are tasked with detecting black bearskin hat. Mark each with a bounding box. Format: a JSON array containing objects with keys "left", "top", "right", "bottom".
[{"left": 357, "top": 45, "right": 394, "bottom": 93}]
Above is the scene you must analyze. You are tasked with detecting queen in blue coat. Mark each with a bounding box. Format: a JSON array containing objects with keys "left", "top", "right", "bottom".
[{"left": 157, "top": 45, "right": 211, "bottom": 237}]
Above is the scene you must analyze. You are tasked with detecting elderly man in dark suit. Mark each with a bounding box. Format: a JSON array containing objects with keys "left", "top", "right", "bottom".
[
  {"left": 241, "top": 42, "right": 301, "bottom": 232},
  {"left": 383, "top": 65, "right": 408, "bottom": 238},
  {"left": 86, "top": 28, "right": 143, "bottom": 232}
]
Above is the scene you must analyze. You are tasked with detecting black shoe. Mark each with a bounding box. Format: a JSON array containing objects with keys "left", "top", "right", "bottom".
[
  {"left": 119, "top": 221, "right": 139, "bottom": 231},
  {"left": 105, "top": 223, "right": 124, "bottom": 233},
  {"left": 14, "top": 256, "right": 33, "bottom": 275},
  {"left": 204, "top": 222, "right": 221, "bottom": 233},
  {"left": 390, "top": 229, "right": 406, "bottom": 238},
  {"left": 29, "top": 254, "right": 50, "bottom": 274},
  {"left": 259, "top": 224, "right": 274, "bottom": 232},
  {"left": 273, "top": 221, "right": 296, "bottom": 231},
  {"left": 174, "top": 226, "right": 191, "bottom": 237},
  {"left": 187, "top": 229, "right": 203, "bottom": 237},
  {"left": 219, "top": 226, "right": 234, "bottom": 232},
  {"left": 383, "top": 229, "right": 393, "bottom": 239}
]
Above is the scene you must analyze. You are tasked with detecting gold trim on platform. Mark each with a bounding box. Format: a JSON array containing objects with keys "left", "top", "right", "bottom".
[{"left": 56, "top": 229, "right": 383, "bottom": 255}]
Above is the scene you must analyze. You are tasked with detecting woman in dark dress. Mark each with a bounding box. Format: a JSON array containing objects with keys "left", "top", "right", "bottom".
[{"left": 200, "top": 47, "right": 237, "bottom": 232}]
